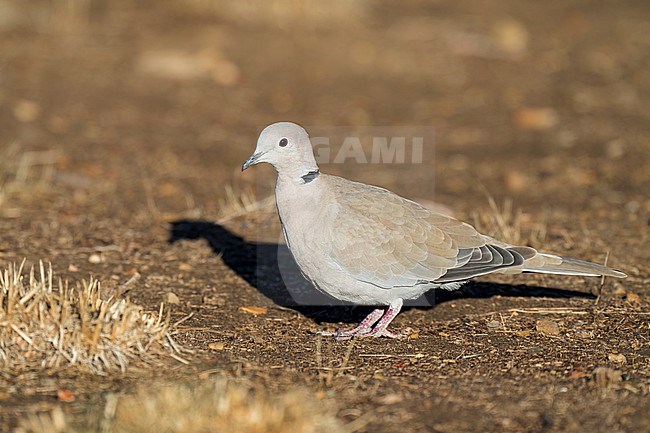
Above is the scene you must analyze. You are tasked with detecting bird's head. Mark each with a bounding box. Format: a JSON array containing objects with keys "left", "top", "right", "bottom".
[{"left": 242, "top": 122, "right": 319, "bottom": 181}]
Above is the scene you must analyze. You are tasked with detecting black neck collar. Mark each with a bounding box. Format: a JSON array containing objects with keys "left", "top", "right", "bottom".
[{"left": 301, "top": 169, "right": 320, "bottom": 184}]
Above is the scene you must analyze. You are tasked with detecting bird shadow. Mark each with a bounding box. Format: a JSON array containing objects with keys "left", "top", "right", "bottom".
[{"left": 168, "top": 220, "right": 595, "bottom": 325}]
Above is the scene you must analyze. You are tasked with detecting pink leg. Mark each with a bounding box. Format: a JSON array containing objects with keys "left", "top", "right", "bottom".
[
  {"left": 319, "top": 308, "right": 384, "bottom": 340},
  {"left": 320, "top": 299, "right": 405, "bottom": 340},
  {"left": 357, "top": 298, "right": 404, "bottom": 338}
]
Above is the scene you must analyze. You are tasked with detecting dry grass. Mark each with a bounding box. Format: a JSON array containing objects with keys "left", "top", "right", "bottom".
[
  {"left": 0, "top": 260, "right": 186, "bottom": 374},
  {"left": 0, "top": 143, "right": 60, "bottom": 217},
  {"left": 16, "top": 378, "right": 346, "bottom": 433},
  {"left": 0, "top": 143, "right": 59, "bottom": 188},
  {"left": 471, "top": 195, "right": 547, "bottom": 248},
  {"left": 217, "top": 184, "right": 274, "bottom": 222}
]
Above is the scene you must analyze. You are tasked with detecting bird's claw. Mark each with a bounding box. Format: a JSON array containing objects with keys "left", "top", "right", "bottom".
[{"left": 317, "top": 327, "right": 404, "bottom": 340}]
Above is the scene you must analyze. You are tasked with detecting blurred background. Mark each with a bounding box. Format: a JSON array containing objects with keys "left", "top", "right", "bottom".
[
  {"left": 1, "top": 2, "right": 649, "bottom": 431},
  {"left": 0, "top": 0, "right": 648, "bottom": 250}
]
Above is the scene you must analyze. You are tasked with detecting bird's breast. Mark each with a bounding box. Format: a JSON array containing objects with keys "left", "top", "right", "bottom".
[{"left": 275, "top": 180, "right": 335, "bottom": 270}]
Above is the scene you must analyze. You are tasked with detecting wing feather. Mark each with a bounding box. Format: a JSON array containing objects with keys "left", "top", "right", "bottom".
[
  {"left": 315, "top": 175, "right": 623, "bottom": 289},
  {"left": 324, "top": 176, "right": 487, "bottom": 288}
]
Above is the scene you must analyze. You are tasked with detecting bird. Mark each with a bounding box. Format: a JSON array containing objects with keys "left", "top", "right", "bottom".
[{"left": 241, "top": 122, "right": 626, "bottom": 339}]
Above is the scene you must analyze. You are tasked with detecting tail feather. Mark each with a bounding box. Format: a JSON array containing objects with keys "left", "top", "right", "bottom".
[{"left": 523, "top": 253, "right": 626, "bottom": 278}]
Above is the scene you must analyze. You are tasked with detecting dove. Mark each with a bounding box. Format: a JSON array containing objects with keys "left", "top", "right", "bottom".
[{"left": 242, "top": 122, "right": 626, "bottom": 339}]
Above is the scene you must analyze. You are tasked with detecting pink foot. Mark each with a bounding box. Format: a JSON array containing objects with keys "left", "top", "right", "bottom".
[
  {"left": 318, "top": 308, "right": 384, "bottom": 340},
  {"left": 320, "top": 299, "right": 404, "bottom": 340},
  {"left": 357, "top": 327, "right": 404, "bottom": 339}
]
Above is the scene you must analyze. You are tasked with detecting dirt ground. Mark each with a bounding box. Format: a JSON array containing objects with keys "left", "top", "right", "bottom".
[{"left": 1, "top": 0, "right": 649, "bottom": 432}]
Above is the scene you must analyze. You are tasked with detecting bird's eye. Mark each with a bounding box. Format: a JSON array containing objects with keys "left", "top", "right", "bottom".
[{"left": 279, "top": 138, "right": 288, "bottom": 147}]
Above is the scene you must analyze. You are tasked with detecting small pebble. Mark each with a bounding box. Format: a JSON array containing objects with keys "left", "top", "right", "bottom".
[
  {"left": 536, "top": 318, "right": 560, "bottom": 336},
  {"left": 165, "top": 292, "right": 180, "bottom": 304},
  {"left": 88, "top": 253, "right": 102, "bottom": 264},
  {"left": 487, "top": 320, "right": 502, "bottom": 329}
]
